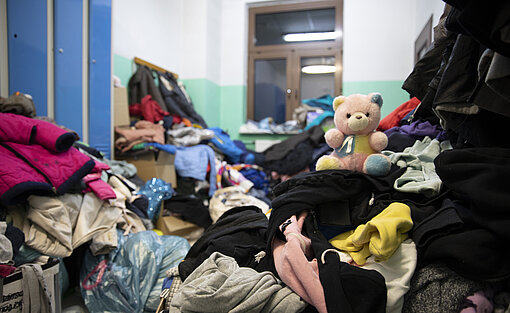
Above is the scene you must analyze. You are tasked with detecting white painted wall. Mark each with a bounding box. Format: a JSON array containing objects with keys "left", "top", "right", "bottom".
[
  {"left": 220, "top": 0, "right": 249, "bottom": 86},
  {"left": 415, "top": 0, "right": 446, "bottom": 40},
  {"left": 181, "top": 0, "right": 207, "bottom": 79},
  {"left": 342, "top": 0, "right": 416, "bottom": 82},
  {"left": 220, "top": 0, "right": 441, "bottom": 85},
  {"left": 205, "top": 0, "right": 222, "bottom": 83},
  {"left": 220, "top": 0, "right": 298, "bottom": 86},
  {"left": 112, "top": 0, "right": 445, "bottom": 85},
  {"left": 112, "top": 0, "right": 225, "bottom": 84},
  {"left": 112, "top": 0, "right": 183, "bottom": 75}
]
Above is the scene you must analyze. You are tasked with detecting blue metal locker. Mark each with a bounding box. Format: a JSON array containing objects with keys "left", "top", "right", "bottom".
[
  {"left": 88, "top": 0, "right": 112, "bottom": 158},
  {"left": 7, "top": 0, "right": 48, "bottom": 116},
  {"left": 54, "top": 0, "right": 84, "bottom": 138}
]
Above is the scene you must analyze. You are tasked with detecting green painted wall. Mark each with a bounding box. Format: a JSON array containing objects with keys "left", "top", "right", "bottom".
[
  {"left": 219, "top": 85, "right": 246, "bottom": 140},
  {"left": 113, "top": 55, "right": 223, "bottom": 128},
  {"left": 180, "top": 81, "right": 246, "bottom": 141},
  {"left": 113, "top": 54, "right": 410, "bottom": 144},
  {"left": 181, "top": 78, "right": 220, "bottom": 128},
  {"left": 113, "top": 54, "right": 133, "bottom": 87},
  {"left": 342, "top": 80, "right": 409, "bottom": 118}
]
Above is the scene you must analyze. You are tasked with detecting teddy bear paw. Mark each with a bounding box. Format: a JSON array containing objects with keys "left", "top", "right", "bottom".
[
  {"left": 315, "top": 155, "right": 343, "bottom": 171},
  {"left": 364, "top": 154, "right": 391, "bottom": 176}
]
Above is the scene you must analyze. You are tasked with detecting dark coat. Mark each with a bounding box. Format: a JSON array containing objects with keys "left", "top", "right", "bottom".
[
  {"left": 158, "top": 72, "right": 208, "bottom": 128},
  {"left": 128, "top": 65, "right": 166, "bottom": 111},
  {"left": 178, "top": 205, "right": 268, "bottom": 282}
]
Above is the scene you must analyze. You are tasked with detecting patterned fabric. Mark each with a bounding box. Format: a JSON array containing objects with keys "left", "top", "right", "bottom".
[{"left": 161, "top": 266, "right": 182, "bottom": 312}]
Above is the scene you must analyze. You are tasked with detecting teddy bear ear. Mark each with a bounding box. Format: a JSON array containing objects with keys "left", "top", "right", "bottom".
[
  {"left": 333, "top": 96, "right": 345, "bottom": 111},
  {"left": 369, "top": 92, "right": 383, "bottom": 107}
]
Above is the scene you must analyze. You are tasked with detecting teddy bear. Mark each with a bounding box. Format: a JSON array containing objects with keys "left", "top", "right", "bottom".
[{"left": 315, "top": 92, "right": 391, "bottom": 176}]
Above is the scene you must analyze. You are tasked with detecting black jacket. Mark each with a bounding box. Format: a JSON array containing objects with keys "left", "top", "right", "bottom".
[
  {"left": 178, "top": 205, "right": 268, "bottom": 282},
  {"left": 158, "top": 72, "right": 208, "bottom": 128},
  {"left": 266, "top": 170, "right": 392, "bottom": 313},
  {"left": 128, "top": 65, "right": 166, "bottom": 111}
]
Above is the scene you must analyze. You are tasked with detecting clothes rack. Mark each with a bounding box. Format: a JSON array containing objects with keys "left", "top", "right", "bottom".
[{"left": 133, "top": 57, "right": 179, "bottom": 78}]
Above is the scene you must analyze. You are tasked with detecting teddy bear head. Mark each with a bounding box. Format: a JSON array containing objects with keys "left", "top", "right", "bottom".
[{"left": 332, "top": 92, "right": 383, "bottom": 135}]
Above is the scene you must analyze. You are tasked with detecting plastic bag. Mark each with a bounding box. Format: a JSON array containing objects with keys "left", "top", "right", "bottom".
[{"left": 80, "top": 230, "right": 190, "bottom": 313}]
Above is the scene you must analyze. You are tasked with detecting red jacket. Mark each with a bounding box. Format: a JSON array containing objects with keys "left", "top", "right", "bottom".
[
  {"left": 377, "top": 97, "right": 421, "bottom": 131},
  {"left": 0, "top": 113, "right": 94, "bottom": 205}
]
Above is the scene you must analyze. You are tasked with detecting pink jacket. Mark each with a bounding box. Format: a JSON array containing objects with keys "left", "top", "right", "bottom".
[{"left": 0, "top": 113, "right": 95, "bottom": 205}]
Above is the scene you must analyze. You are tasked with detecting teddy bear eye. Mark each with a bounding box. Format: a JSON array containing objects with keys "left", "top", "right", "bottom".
[
  {"left": 366, "top": 112, "right": 370, "bottom": 117},
  {"left": 347, "top": 113, "right": 351, "bottom": 118}
]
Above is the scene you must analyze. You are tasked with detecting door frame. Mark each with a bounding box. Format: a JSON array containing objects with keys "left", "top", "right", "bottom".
[
  {"left": 248, "top": 0, "right": 343, "bottom": 54},
  {"left": 247, "top": 0, "right": 343, "bottom": 121}
]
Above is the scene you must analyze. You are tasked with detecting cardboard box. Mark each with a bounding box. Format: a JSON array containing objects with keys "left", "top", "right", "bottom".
[
  {"left": 156, "top": 214, "right": 202, "bottom": 237},
  {"left": 113, "top": 87, "right": 130, "bottom": 127},
  {"left": 113, "top": 89, "right": 177, "bottom": 187},
  {"left": 0, "top": 260, "right": 60, "bottom": 313},
  {"left": 118, "top": 150, "right": 177, "bottom": 188}
]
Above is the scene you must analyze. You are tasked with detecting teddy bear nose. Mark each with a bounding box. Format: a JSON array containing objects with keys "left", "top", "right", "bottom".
[{"left": 356, "top": 115, "right": 362, "bottom": 119}]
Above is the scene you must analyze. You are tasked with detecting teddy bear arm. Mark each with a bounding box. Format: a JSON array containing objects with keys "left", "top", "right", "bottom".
[
  {"left": 324, "top": 128, "right": 345, "bottom": 148},
  {"left": 368, "top": 131, "right": 388, "bottom": 151}
]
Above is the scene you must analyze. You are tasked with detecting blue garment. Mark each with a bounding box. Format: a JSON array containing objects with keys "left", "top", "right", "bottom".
[
  {"left": 239, "top": 168, "right": 269, "bottom": 194},
  {"left": 208, "top": 127, "right": 244, "bottom": 164},
  {"left": 174, "top": 145, "right": 216, "bottom": 196},
  {"left": 234, "top": 140, "right": 255, "bottom": 164},
  {"left": 302, "top": 94, "right": 335, "bottom": 112},
  {"left": 146, "top": 142, "right": 177, "bottom": 155},
  {"left": 161, "top": 277, "right": 174, "bottom": 289}
]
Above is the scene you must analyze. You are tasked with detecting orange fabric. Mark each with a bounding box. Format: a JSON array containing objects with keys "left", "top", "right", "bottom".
[{"left": 182, "top": 118, "right": 192, "bottom": 127}]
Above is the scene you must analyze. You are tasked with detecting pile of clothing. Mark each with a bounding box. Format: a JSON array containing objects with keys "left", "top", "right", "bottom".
[
  {"left": 155, "top": 2, "right": 510, "bottom": 313},
  {"left": 0, "top": 112, "right": 190, "bottom": 313}
]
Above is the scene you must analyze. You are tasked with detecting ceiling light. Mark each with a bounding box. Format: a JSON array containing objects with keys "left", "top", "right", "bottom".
[
  {"left": 283, "top": 32, "right": 337, "bottom": 42},
  {"left": 301, "top": 65, "right": 336, "bottom": 74}
]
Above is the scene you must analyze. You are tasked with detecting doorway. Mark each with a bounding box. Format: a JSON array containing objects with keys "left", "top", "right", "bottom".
[{"left": 247, "top": 0, "right": 343, "bottom": 124}]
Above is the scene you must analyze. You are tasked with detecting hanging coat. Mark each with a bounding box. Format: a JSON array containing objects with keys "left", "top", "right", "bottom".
[{"left": 128, "top": 65, "right": 166, "bottom": 111}]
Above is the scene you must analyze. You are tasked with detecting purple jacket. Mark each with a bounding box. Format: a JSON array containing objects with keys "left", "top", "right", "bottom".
[{"left": 0, "top": 113, "right": 94, "bottom": 204}]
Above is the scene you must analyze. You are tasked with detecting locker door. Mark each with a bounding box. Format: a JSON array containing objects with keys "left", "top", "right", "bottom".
[
  {"left": 88, "top": 0, "right": 112, "bottom": 158},
  {"left": 54, "top": 0, "right": 84, "bottom": 138},
  {"left": 7, "top": 0, "right": 48, "bottom": 116}
]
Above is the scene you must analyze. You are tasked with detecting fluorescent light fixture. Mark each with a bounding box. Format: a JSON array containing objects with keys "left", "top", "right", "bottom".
[
  {"left": 301, "top": 65, "right": 336, "bottom": 74},
  {"left": 283, "top": 31, "right": 337, "bottom": 42}
]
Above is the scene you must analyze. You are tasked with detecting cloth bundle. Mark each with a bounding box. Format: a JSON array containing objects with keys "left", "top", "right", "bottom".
[
  {"left": 170, "top": 252, "right": 306, "bottom": 313},
  {"left": 329, "top": 203, "right": 413, "bottom": 265},
  {"left": 115, "top": 120, "right": 165, "bottom": 152}
]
